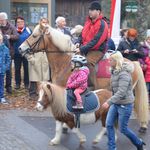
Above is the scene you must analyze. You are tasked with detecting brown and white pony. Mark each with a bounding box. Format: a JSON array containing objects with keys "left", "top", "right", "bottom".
[
  {"left": 36, "top": 82, "right": 112, "bottom": 145},
  {"left": 19, "top": 24, "right": 149, "bottom": 131}
]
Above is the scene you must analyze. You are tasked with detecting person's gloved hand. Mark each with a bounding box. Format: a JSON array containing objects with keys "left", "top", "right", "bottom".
[{"left": 27, "top": 55, "right": 35, "bottom": 65}]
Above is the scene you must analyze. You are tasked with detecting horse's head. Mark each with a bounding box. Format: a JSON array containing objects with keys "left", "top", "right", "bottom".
[
  {"left": 19, "top": 24, "right": 51, "bottom": 57},
  {"left": 19, "top": 24, "right": 75, "bottom": 57},
  {"left": 35, "top": 82, "right": 53, "bottom": 111}
]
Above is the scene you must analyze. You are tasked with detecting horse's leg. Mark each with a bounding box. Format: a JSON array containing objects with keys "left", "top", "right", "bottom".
[
  {"left": 49, "top": 120, "right": 63, "bottom": 145},
  {"left": 72, "top": 128, "right": 86, "bottom": 144},
  {"left": 93, "top": 126, "right": 106, "bottom": 144},
  {"left": 93, "top": 110, "right": 107, "bottom": 144},
  {"left": 62, "top": 123, "right": 69, "bottom": 134}
]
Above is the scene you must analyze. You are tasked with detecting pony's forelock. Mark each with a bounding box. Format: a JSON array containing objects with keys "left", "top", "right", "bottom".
[{"left": 40, "top": 82, "right": 67, "bottom": 117}]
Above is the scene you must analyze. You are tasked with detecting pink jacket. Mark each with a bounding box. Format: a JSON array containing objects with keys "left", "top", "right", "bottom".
[
  {"left": 67, "top": 66, "right": 89, "bottom": 90},
  {"left": 144, "top": 57, "right": 150, "bottom": 82}
]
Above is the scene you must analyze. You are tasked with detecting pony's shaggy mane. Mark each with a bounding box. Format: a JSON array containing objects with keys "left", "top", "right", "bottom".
[{"left": 41, "top": 82, "right": 67, "bottom": 117}]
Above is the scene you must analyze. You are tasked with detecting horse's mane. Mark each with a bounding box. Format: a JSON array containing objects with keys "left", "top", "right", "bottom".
[
  {"left": 41, "top": 82, "right": 67, "bottom": 117},
  {"left": 48, "top": 26, "right": 75, "bottom": 52}
]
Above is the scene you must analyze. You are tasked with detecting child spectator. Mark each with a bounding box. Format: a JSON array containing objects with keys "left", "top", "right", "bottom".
[
  {"left": 0, "top": 33, "right": 11, "bottom": 104},
  {"left": 66, "top": 55, "right": 89, "bottom": 109}
]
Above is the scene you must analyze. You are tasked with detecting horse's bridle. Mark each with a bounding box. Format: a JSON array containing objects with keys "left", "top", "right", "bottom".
[
  {"left": 26, "top": 26, "right": 75, "bottom": 54},
  {"left": 26, "top": 32, "right": 47, "bottom": 54}
]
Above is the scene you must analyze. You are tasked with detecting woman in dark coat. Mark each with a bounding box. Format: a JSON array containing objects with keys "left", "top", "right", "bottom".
[{"left": 117, "top": 28, "right": 144, "bottom": 61}]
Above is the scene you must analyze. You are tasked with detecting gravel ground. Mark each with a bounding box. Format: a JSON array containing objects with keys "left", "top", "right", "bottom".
[{"left": 0, "top": 62, "right": 36, "bottom": 110}]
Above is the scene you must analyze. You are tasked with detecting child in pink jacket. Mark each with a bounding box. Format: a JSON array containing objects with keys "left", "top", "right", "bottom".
[{"left": 67, "top": 55, "right": 89, "bottom": 109}]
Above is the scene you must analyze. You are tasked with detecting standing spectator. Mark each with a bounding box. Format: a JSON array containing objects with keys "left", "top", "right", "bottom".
[
  {"left": 75, "top": 1, "right": 108, "bottom": 89},
  {"left": 0, "top": 29, "right": 9, "bottom": 48},
  {"left": 107, "top": 29, "right": 116, "bottom": 51},
  {"left": 117, "top": 28, "right": 144, "bottom": 61},
  {"left": 0, "top": 12, "right": 19, "bottom": 94},
  {"left": 27, "top": 18, "right": 50, "bottom": 100},
  {"left": 71, "top": 25, "right": 83, "bottom": 44},
  {"left": 0, "top": 33, "right": 11, "bottom": 104},
  {"left": 102, "top": 51, "right": 146, "bottom": 150},
  {"left": 120, "top": 28, "right": 128, "bottom": 41},
  {"left": 140, "top": 34, "right": 150, "bottom": 102},
  {"left": 140, "top": 34, "right": 150, "bottom": 71},
  {"left": 144, "top": 53, "right": 150, "bottom": 102},
  {"left": 55, "top": 16, "right": 72, "bottom": 36},
  {"left": 13, "top": 16, "right": 31, "bottom": 90}
]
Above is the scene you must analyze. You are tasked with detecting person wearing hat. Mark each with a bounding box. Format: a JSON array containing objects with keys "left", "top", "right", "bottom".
[
  {"left": 117, "top": 28, "right": 144, "bottom": 61},
  {"left": 74, "top": 1, "right": 108, "bottom": 89}
]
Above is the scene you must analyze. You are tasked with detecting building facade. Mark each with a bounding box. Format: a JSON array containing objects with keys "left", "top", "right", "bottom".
[{"left": 0, "top": 0, "right": 149, "bottom": 29}]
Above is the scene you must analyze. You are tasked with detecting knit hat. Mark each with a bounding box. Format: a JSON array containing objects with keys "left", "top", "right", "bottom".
[{"left": 89, "top": 1, "right": 101, "bottom": 11}]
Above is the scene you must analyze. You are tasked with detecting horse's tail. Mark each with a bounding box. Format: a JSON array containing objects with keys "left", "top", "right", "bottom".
[{"left": 134, "top": 62, "right": 149, "bottom": 127}]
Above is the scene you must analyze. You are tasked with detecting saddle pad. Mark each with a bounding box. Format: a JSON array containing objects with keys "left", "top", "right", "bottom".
[
  {"left": 66, "top": 89, "right": 100, "bottom": 114},
  {"left": 97, "top": 59, "right": 111, "bottom": 78}
]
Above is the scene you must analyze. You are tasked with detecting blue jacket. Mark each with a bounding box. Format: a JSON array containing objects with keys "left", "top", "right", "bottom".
[
  {"left": 0, "top": 43, "right": 11, "bottom": 75},
  {"left": 107, "top": 38, "right": 116, "bottom": 51},
  {"left": 13, "top": 27, "right": 31, "bottom": 55}
]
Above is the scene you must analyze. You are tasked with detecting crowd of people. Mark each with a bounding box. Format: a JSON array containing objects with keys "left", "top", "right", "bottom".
[{"left": 0, "top": 1, "right": 149, "bottom": 150}]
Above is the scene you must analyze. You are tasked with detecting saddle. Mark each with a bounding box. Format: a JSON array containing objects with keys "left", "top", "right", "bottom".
[
  {"left": 96, "top": 53, "right": 111, "bottom": 78},
  {"left": 66, "top": 89, "right": 100, "bottom": 114}
]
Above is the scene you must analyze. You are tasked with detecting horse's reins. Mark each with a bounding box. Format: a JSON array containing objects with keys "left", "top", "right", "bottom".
[{"left": 26, "top": 29, "right": 75, "bottom": 54}]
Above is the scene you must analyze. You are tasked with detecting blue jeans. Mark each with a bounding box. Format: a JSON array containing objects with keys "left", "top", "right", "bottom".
[
  {"left": 0, "top": 74, "right": 4, "bottom": 99},
  {"left": 106, "top": 104, "right": 142, "bottom": 150}
]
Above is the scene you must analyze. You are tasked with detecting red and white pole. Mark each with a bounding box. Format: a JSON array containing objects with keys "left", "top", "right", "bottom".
[{"left": 110, "top": 0, "right": 121, "bottom": 46}]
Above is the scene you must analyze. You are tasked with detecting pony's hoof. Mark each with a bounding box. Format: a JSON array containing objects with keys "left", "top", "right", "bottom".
[
  {"left": 80, "top": 139, "right": 86, "bottom": 145},
  {"left": 62, "top": 127, "right": 68, "bottom": 134},
  {"left": 80, "top": 139, "right": 86, "bottom": 144},
  {"left": 49, "top": 139, "right": 60, "bottom": 146},
  {"left": 92, "top": 140, "right": 99, "bottom": 145}
]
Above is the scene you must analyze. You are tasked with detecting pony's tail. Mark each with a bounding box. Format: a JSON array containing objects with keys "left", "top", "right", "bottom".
[{"left": 134, "top": 62, "right": 149, "bottom": 127}]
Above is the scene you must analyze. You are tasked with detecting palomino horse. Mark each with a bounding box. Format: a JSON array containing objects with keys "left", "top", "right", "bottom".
[
  {"left": 19, "top": 24, "right": 149, "bottom": 131},
  {"left": 36, "top": 81, "right": 112, "bottom": 145}
]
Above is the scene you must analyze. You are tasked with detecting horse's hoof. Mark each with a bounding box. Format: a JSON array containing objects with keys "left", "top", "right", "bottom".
[
  {"left": 139, "top": 127, "right": 147, "bottom": 133},
  {"left": 62, "top": 127, "right": 68, "bottom": 134}
]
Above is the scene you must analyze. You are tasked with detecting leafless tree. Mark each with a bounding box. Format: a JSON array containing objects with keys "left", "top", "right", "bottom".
[{"left": 136, "top": 0, "right": 149, "bottom": 41}]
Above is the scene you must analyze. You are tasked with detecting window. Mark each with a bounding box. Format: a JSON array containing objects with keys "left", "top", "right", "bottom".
[{"left": 11, "top": 2, "right": 48, "bottom": 26}]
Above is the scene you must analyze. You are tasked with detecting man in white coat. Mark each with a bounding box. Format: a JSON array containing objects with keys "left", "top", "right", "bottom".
[{"left": 28, "top": 18, "right": 50, "bottom": 100}]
